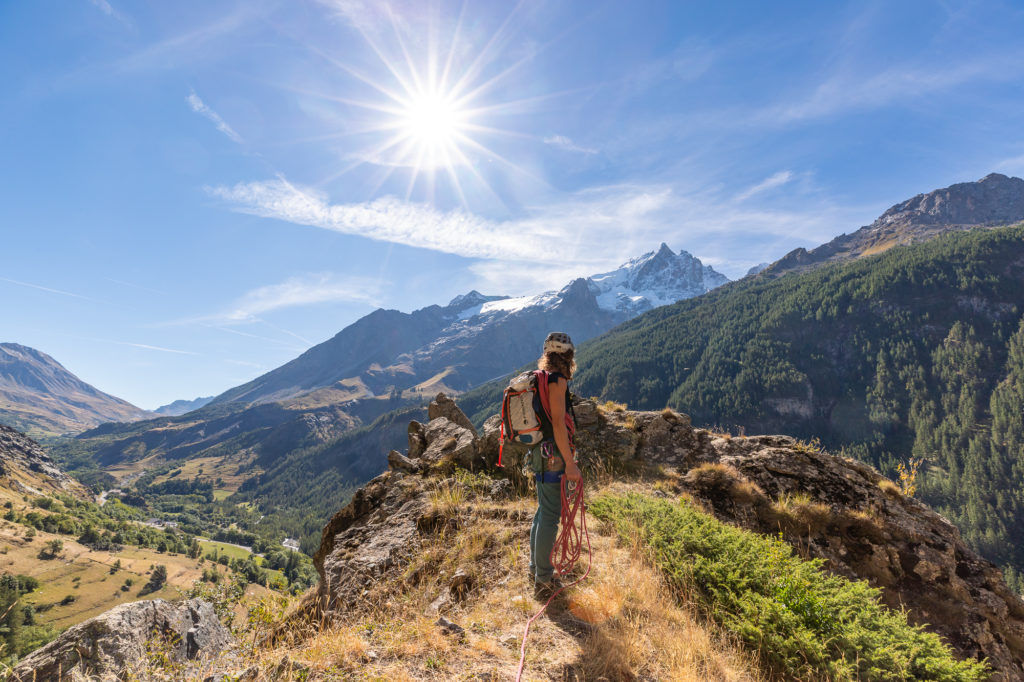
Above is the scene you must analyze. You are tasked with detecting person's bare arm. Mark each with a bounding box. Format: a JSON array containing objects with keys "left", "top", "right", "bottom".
[{"left": 548, "top": 378, "right": 581, "bottom": 482}]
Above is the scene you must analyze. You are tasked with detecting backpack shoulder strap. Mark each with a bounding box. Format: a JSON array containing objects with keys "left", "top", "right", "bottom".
[{"left": 534, "top": 370, "right": 552, "bottom": 420}]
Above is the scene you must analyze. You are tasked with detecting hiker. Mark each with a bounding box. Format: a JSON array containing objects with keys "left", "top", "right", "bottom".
[{"left": 529, "top": 331, "right": 581, "bottom": 598}]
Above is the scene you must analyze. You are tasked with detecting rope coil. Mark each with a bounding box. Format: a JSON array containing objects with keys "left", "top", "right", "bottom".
[{"left": 515, "top": 476, "right": 592, "bottom": 682}]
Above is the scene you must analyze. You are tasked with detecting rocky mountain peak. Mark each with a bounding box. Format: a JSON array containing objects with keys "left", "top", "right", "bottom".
[
  {"left": 445, "top": 290, "right": 507, "bottom": 314},
  {"left": 765, "top": 173, "right": 1024, "bottom": 278},
  {"left": 874, "top": 172, "right": 1024, "bottom": 228},
  {"left": 588, "top": 244, "right": 729, "bottom": 316}
]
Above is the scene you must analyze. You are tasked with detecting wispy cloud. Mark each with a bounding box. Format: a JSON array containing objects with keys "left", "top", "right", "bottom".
[
  {"left": 116, "top": 342, "right": 198, "bottom": 355},
  {"left": 758, "top": 55, "right": 1024, "bottom": 125},
  {"left": 735, "top": 171, "right": 794, "bottom": 202},
  {"left": 210, "top": 173, "right": 873, "bottom": 286},
  {"left": 87, "top": 0, "right": 129, "bottom": 25},
  {"left": 543, "top": 135, "right": 597, "bottom": 155},
  {"left": 187, "top": 90, "right": 242, "bottom": 143},
  {"left": 0, "top": 276, "right": 105, "bottom": 304},
  {"left": 995, "top": 154, "right": 1024, "bottom": 176},
  {"left": 209, "top": 176, "right": 673, "bottom": 266},
  {"left": 224, "top": 273, "right": 382, "bottom": 323}
]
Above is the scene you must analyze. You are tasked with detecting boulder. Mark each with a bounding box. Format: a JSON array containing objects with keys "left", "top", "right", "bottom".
[
  {"left": 421, "top": 417, "right": 478, "bottom": 470},
  {"left": 428, "top": 393, "right": 477, "bottom": 436},
  {"left": 9, "top": 599, "right": 231, "bottom": 681}
]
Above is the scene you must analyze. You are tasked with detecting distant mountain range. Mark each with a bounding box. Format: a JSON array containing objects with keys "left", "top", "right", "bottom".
[
  {"left": 211, "top": 244, "right": 728, "bottom": 407},
  {"left": 765, "top": 173, "right": 1024, "bottom": 276},
  {"left": 154, "top": 396, "right": 214, "bottom": 416},
  {"left": 0, "top": 343, "right": 151, "bottom": 436}
]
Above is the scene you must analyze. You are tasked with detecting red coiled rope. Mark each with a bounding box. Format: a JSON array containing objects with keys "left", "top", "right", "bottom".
[{"left": 515, "top": 477, "right": 592, "bottom": 682}]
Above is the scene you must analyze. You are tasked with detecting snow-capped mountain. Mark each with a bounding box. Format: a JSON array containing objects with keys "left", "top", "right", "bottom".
[
  {"left": 589, "top": 243, "right": 729, "bottom": 316},
  {"left": 212, "top": 244, "right": 728, "bottom": 407},
  {"left": 452, "top": 243, "right": 729, "bottom": 322}
]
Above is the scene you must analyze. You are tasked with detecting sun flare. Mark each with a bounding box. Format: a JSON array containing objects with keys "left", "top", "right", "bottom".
[
  {"left": 401, "top": 91, "right": 465, "bottom": 147},
  {"left": 397, "top": 89, "right": 468, "bottom": 168}
]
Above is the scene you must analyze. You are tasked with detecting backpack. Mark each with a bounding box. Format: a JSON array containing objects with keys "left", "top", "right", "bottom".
[{"left": 498, "top": 370, "right": 576, "bottom": 467}]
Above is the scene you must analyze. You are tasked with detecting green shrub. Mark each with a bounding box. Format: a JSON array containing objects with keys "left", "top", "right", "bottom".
[{"left": 590, "top": 493, "right": 987, "bottom": 681}]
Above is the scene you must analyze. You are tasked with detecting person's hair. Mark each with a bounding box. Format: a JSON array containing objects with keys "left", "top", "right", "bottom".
[{"left": 538, "top": 349, "right": 576, "bottom": 379}]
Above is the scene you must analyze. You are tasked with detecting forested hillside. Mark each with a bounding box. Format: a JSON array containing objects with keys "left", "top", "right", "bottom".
[{"left": 572, "top": 224, "right": 1024, "bottom": 580}]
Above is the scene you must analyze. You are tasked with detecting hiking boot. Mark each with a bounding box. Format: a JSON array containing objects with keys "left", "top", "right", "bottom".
[{"left": 533, "top": 576, "right": 564, "bottom": 601}]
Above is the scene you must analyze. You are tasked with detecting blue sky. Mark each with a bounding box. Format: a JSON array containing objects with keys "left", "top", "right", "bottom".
[{"left": 3, "top": 0, "right": 1024, "bottom": 409}]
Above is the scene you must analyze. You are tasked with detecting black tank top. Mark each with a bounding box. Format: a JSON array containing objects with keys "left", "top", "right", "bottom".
[{"left": 540, "top": 371, "right": 573, "bottom": 441}]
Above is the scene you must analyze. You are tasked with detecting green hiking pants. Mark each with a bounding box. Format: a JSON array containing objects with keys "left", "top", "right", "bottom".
[{"left": 529, "top": 477, "right": 562, "bottom": 582}]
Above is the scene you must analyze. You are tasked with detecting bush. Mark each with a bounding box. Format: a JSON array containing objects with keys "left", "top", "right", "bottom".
[
  {"left": 140, "top": 564, "right": 168, "bottom": 595},
  {"left": 590, "top": 492, "right": 988, "bottom": 681}
]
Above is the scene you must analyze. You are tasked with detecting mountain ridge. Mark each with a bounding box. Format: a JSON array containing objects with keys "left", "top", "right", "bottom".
[
  {"left": 764, "top": 172, "right": 1024, "bottom": 276},
  {"left": 210, "top": 244, "right": 728, "bottom": 408},
  {"left": 0, "top": 343, "right": 152, "bottom": 436}
]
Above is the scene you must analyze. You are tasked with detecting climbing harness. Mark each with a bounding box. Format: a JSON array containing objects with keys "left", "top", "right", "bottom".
[{"left": 515, "top": 475, "right": 592, "bottom": 682}]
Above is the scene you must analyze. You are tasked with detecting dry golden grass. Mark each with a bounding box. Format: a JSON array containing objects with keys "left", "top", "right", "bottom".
[
  {"left": 878, "top": 478, "right": 901, "bottom": 497},
  {"left": 247, "top": 478, "right": 763, "bottom": 682},
  {"left": 769, "top": 491, "right": 833, "bottom": 536},
  {"left": 599, "top": 400, "right": 627, "bottom": 413}
]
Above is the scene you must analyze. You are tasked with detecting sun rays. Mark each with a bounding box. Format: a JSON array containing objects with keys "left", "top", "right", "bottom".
[{"left": 285, "top": 1, "right": 550, "bottom": 208}]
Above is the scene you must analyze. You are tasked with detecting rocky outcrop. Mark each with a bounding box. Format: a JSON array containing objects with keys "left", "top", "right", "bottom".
[
  {"left": 7, "top": 599, "right": 231, "bottom": 681},
  {"left": 0, "top": 425, "right": 86, "bottom": 496},
  {"left": 427, "top": 393, "right": 477, "bottom": 436},
  {"left": 314, "top": 396, "right": 1024, "bottom": 679}
]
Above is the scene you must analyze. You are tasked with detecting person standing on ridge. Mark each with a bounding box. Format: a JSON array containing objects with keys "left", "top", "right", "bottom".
[{"left": 529, "top": 331, "right": 581, "bottom": 599}]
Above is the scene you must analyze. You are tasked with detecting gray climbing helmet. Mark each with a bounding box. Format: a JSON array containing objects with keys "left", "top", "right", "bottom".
[{"left": 543, "top": 331, "right": 574, "bottom": 354}]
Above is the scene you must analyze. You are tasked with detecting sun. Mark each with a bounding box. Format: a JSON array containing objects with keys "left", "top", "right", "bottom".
[
  {"left": 396, "top": 88, "right": 469, "bottom": 169},
  {"left": 305, "top": 5, "right": 549, "bottom": 204}
]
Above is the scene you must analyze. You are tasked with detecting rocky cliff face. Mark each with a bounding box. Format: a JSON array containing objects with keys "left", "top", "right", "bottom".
[
  {"left": 0, "top": 343, "right": 152, "bottom": 435},
  {"left": 312, "top": 395, "right": 1024, "bottom": 680},
  {"left": 765, "top": 173, "right": 1024, "bottom": 276},
  {"left": 0, "top": 424, "right": 87, "bottom": 497}
]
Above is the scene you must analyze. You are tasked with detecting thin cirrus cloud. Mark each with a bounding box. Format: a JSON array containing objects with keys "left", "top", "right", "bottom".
[
  {"left": 186, "top": 90, "right": 243, "bottom": 143},
  {"left": 735, "top": 170, "right": 794, "bottom": 202},
  {"left": 116, "top": 342, "right": 199, "bottom": 356},
  {"left": 755, "top": 55, "right": 1024, "bottom": 126},
  {"left": 223, "top": 273, "right": 383, "bottom": 323},
  {"left": 208, "top": 174, "right": 870, "bottom": 287},
  {"left": 208, "top": 176, "right": 675, "bottom": 267},
  {"left": 543, "top": 135, "right": 598, "bottom": 155}
]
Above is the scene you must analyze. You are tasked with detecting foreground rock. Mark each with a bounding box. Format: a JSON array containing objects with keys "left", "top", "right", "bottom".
[
  {"left": 8, "top": 599, "right": 231, "bottom": 681},
  {"left": 313, "top": 394, "right": 1024, "bottom": 679}
]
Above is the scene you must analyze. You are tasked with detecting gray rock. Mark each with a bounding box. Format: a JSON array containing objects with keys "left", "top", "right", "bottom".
[
  {"left": 428, "top": 393, "right": 478, "bottom": 436},
  {"left": 488, "top": 479, "right": 514, "bottom": 500},
  {"left": 436, "top": 616, "right": 465, "bottom": 637},
  {"left": 450, "top": 568, "right": 475, "bottom": 599},
  {"left": 388, "top": 449, "right": 422, "bottom": 474},
  {"left": 10, "top": 599, "right": 231, "bottom": 682},
  {"left": 407, "top": 421, "right": 427, "bottom": 459},
  {"left": 421, "top": 417, "right": 478, "bottom": 469}
]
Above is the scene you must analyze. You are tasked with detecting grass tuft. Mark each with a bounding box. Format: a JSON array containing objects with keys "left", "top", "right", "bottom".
[{"left": 770, "top": 492, "right": 833, "bottom": 535}]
